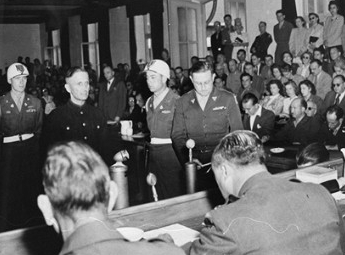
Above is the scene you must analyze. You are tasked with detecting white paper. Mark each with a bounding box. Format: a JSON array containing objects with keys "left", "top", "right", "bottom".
[
  {"left": 143, "top": 223, "right": 200, "bottom": 246},
  {"left": 332, "top": 191, "right": 345, "bottom": 201}
]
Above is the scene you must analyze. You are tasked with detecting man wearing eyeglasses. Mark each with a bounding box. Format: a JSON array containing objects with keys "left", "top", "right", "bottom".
[
  {"left": 318, "top": 105, "right": 345, "bottom": 150},
  {"left": 324, "top": 75, "right": 345, "bottom": 114},
  {"left": 308, "top": 59, "right": 332, "bottom": 99}
]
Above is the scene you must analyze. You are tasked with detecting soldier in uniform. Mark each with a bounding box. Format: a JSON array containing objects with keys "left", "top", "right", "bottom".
[
  {"left": 44, "top": 67, "right": 106, "bottom": 158},
  {"left": 0, "top": 63, "right": 43, "bottom": 231},
  {"left": 171, "top": 61, "right": 243, "bottom": 191},
  {"left": 250, "top": 21, "right": 273, "bottom": 60},
  {"left": 145, "top": 60, "right": 183, "bottom": 199}
]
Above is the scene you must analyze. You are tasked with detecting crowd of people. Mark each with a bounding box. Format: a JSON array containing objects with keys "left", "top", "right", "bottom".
[{"left": 1, "top": 2, "right": 345, "bottom": 254}]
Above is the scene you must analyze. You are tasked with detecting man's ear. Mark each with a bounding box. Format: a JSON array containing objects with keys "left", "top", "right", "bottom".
[
  {"left": 107, "top": 181, "right": 118, "bottom": 213},
  {"left": 37, "top": 195, "right": 60, "bottom": 233},
  {"left": 64, "top": 83, "right": 71, "bottom": 93}
]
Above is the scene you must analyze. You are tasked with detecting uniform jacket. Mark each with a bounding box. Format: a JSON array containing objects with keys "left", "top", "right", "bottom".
[
  {"left": 323, "top": 90, "right": 345, "bottom": 114},
  {"left": 172, "top": 88, "right": 243, "bottom": 164},
  {"left": 99, "top": 77, "right": 127, "bottom": 120},
  {"left": 250, "top": 32, "right": 272, "bottom": 60},
  {"left": 317, "top": 120, "right": 345, "bottom": 150},
  {"left": 0, "top": 92, "right": 43, "bottom": 137},
  {"left": 243, "top": 107, "right": 275, "bottom": 138},
  {"left": 146, "top": 89, "right": 179, "bottom": 139},
  {"left": 307, "top": 70, "right": 332, "bottom": 100},
  {"left": 273, "top": 21, "right": 293, "bottom": 65},
  {"left": 271, "top": 115, "right": 319, "bottom": 145},
  {"left": 188, "top": 172, "right": 345, "bottom": 255},
  {"left": 44, "top": 100, "right": 106, "bottom": 153},
  {"left": 60, "top": 220, "right": 185, "bottom": 255}
]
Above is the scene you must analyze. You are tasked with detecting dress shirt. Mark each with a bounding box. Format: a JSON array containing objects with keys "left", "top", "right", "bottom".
[
  {"left": 107, "top": 78, "right": 114, "bottom": 91},
  {"left": 250, "top": 105, "right": 262, "bottom": 130}
]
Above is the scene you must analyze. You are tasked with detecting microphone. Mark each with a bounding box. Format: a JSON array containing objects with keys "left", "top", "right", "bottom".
[{"left": 146, "top": 173, "right": 158, "bottom": 202}]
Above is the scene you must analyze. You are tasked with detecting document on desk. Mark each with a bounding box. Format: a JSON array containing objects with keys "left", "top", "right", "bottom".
[
  {"left": 332, "top": 191, "right": 345, "bottom": 201},
  {"left": 143, "top": 223, "right": 200, "bottom": 246}
]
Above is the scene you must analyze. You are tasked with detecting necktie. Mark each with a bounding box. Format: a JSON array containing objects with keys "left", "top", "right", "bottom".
[{"left": 335, "top": 94, "right": 340, "bottom": 105}]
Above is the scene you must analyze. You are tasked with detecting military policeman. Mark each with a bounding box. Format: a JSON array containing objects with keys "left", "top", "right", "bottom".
[
  {"left": 0, "top": 63, "right": 43, "bottom": 231},
  {"left": 250, "top": 21, "right": 273, "bottom": 60},
  {"left": 145, "top": 60, "right": 183, "bottom": 199},
  {"left": 172, "top": 61, "right": 243, "bottom": 191},
  {"left": 44, "top": 67, "right": 106, "bottom": 157}
]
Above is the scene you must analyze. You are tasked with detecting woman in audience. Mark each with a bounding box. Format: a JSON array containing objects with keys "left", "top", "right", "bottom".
[
  {"left": 122, "top": 95, "right": 145, "bottom": 133},
  {"left": 299, "top": 80, "right": 323, "bottom": 115},
  {"left": 280, "top": 80, "right": 299, "bottom": 118},
  {"left": 296, "top": 51, "right": 312, "bottom": 78},
  {"left": 323, "top": 1, "right": 344, "bottom": 60},
  {"left": 230, "top": 18, "right": 249, "bottom": 61},
  {"left": 216, "top": 53, "right": 230, "bottom": 76},
  {"left": 333, "top": 58, "right": 345, "bottom": 78},
  {"left": 282, "top": 51, "right": 298, "bottom": 74},
  {"left": 271, "top": 64, "right": 288, "bottom": 84},
  {"left": 289, "top": 16, "right": 309, "bottom": 61},
  {"left": 307, "top": 13, "right": 324, "bottom": 52},
  {"left": 261, "top": 79, "right": 285, "bottom": 115}
]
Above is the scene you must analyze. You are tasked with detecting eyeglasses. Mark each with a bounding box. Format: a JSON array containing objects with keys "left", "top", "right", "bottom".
[
  {"left": 309, "top": 17, "right": 316, "bottom": 21},
  {"left": 307, "top": 107, "right": 316, "bottom": 110},
  {"left": 333, "top": 83, "right": 343, "bottom": 87},
  {"left": 302, "top": 56, "right": 310, "bottom": 59}
]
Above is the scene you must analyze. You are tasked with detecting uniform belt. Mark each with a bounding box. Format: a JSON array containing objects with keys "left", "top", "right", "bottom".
[
  {"left": 150, "top": 138, "right": 172, "bottom": 144},
  {"left": 3, "top": 133, "right": 34, "bottom": 143}
]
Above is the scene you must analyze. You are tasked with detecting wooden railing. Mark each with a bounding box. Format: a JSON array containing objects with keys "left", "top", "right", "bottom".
[{"left": 0, "top": 158, "right": 343, "bottom": 255}]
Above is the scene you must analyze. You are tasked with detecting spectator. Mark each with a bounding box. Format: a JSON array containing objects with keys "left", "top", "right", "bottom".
[
  {"left": 230, "top": 18, "right": 249, "bottom": 60},
  {"left": 222, "top": 14, "right": 235, "bottom": 63},
  {"left": 244, "top": 62, "right": 265, "bottom": 96},
  {"left": 271, "top": 64, "right": 288, "bottom": 84},
  {"left": 261, "top": 79, "right": 285, "bottom": 115},
  {"left": 216, "top": 53, "right": 230, "bottom": 76},
  {"left": 274, "top": 9, "right": 293, "bottom": 65},
  {"left": 299, "top": 79, "right": 324, "bottom": 116},
  {"left": 307, "top": 13, "right": 324, "bottom": 52},
  {"left": 210, "top": 21, "right": 223, "bottom": 58},
  {"left": 282, "top": 63, "right": 304, "bottom": 86},
  {"left": 215, "top": 63, "right": 228, "bottom": 83},
  {"left": 250, "top": 21, "right": 273, "bottom": 60},
  {"left": 324, "top": 74, "right": 345, "bottom": 114},
  {"left": 214, "top": 76, "right": 226, "bottom": 90},
  {"left": 308, "top": 59, "right": 332, "bottom": 99},
  {"left": 296, "top": 51, "right": 312, "bottom": 78},
  {"left": 237, "top": 49, "right": 248, "bottom": 73},
  {"left": 313, "top": 47, "right": 333, "bottom": 75},
  {"left": 226, "top": 59, "right": 242, "bottom": 95},
  {"left": 282, "top": 51, "right": 298, "bottom": 74},
  {"left": 280, "top": 80, "right": 299, "bottom": 118},
  {"left": 251, "top": 53, "right": 264, "bottom": 75},
  {"left": 237, "top": 72, "right": 260, "bottom": 104},
  {"left": 261, "top": 54, "right": 274, "bottom": 84},
  {"left": 333, "top": 58, "right": 345, "bottom": 78},
  {"left": 289, "top": 16, "right": 309, "bottom": 60},
  {"left": 161, "top": 48, "right": 171, "bottom": 67}
]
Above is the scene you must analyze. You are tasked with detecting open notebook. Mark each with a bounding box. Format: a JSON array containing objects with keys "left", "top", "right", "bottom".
[{"left": 143, "top": 223, "right": 200, "bottom": 246}]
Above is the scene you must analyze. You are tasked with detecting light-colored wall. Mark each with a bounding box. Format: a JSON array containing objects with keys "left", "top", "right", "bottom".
[
  {"left": 68, "top": 15, "right": 82, "bottom": 67},
  {"left": 109, "top": 6, "right": 130, "bottom": 67},
  {"left": 246, "top": 0, "right": 281, "bottom": 58},
  {"left": 0, "top": 24, "right": 45, "bottom": 72}
]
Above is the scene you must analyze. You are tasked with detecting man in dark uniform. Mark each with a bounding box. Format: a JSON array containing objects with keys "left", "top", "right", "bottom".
[
  {"left": 44, "top": 67, "right": 106, "bottom": 157},
  {"left": 222, "top": 14, "right": 235, "bottom": 63},
  {"left": 145, "top": 60, "right": 183, "bottom": 199},
  {"left": 250, "top": 21, "right": 273, "bottom": 60},
  {"left": 0, "top": 63, "right": 43, "bottom": 231},
  {"left": 210, "top": 21, "right": 223, "bottom": 59},
  {"left": 172, "top": 61, "right": 243, "bottom": 190}
]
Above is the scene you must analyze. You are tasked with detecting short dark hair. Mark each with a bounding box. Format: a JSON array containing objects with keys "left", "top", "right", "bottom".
[
  {"left": 242, "top": 92, "right": 258, "bottom": 105},
  {"left": 327, "top": 105, "right": 344, "bottom": 120},
  {"left": 281, "top": 64, "right": 292, "bottom": 73},
  {"left": 268, "top": 79, "right": 284, "bottom": 96},
  {"left": 265, "top": 54, "right": 273, "bottom": 60},
  {"left": 190, "top": 61, "right": 212, "bottom": 75},
  {"left": 282, "top": 51, "right": 293, "bottom": 61},
  {"left": 313, "top": 47, "right": 325, "bottom": 55},
  {"left": 270, "top": 63, "right": 282, "bottom": 75},
  {"left": 175, "top": 66, "right": 183, "bottom": 72},
  {"left": 308, "top": 13, "right": 320, "bottom": 23},
  {"left": 259, "top": 21, "right": 267, "bottom": 26},
  {"left": 284, "top": 80, "right": 299, "bottom": 95},
  {"left": 251, "top": 53, "right": 261, "bottom": 59},
  {"left": 65, "top": 66, "right": 88, "bottom": 82},
  {"left": 224, "top": 14, "right": 232, "bottom": 20},
  {"left": 240, "top": 72, "right": 252, "bottom": 81},
  {"left": 299, "top": 79, "right": 317, "bottom": 95},
  {"left": 310, "top": 59, "right": 322, "bottom": 67},
  {"left": 296, "top": 143, "right": 329, "bottom": 167},
  {"left": 237, "top": 49, "right": 246, "bottom": 55},
  {"left": 329, "top": 1, "right": 339, "bottom": 10},
  {"left": 295, "top": 16, "right": 306, "bottom": 27}
]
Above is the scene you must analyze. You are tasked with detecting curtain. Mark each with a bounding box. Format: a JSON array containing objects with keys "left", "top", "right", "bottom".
[
  {"left": 60, "top": 20, "right": 71, "bottom": 68},
  {"left": 282, "top": 0, "right": 297, "bottom": 26}
]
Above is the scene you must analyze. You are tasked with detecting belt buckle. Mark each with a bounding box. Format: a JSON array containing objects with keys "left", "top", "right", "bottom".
[{"left": 19, "top": 134, "right": 22, "bottom": 142}]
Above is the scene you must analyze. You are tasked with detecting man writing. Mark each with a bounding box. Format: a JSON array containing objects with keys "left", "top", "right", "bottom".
[
  {"left": 38, "top": 141, "right": 184, "bottom": 255},
  {"left": 185, "top": 130, "right": 345, "bottom": 254}
]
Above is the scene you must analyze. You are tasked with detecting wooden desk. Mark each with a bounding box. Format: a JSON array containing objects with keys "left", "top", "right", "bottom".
[{"left": 1, "top": 158, "right": 343, "bottom": 255}]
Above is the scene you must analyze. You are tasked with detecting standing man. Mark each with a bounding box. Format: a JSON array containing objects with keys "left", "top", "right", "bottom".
[
  {"left": 0, "top": 63, "right": 43, "bottom": 231},
  {"left": 99, "top": 66, "right": 127, "bottom": 123},
  {"left": 172, "top": 61, "right": 243, "bottom": 190},
  {"left": 185, "top": 130, "right": 345, "bottom": 254},
  {"left": 308, "top": 59, "right": 332, "bottom": 99},
  {"left": 222, "top": 14, "right": 235, "bottom": 63},
  {"left": 273, "top": 10, "right": 293, "bottom": 65},
  {"left": 145, "top": 60, "right": 183, "bottom": 199},
  {"left": 44, "top": 67, "right": 106, "bottom": 157},
  {"left": 211, "top": 21, "right": 223, "bottom": 59},
  {"left": 250, "top": 21, "right": 273, "bottom": 60}
]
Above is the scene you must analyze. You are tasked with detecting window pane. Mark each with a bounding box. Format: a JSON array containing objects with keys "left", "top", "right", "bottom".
[
  {"left": 178, "top": 7, "right": 187, "bottom": 42},
  {"left": 238, "top": 3, "right": 246, "bottom": 31},
  {"left": 187, "top": 8, "right": 197, "bottom": 42},
  {"left": 179, "top": 43, "right": 188, "bottom": 68}
]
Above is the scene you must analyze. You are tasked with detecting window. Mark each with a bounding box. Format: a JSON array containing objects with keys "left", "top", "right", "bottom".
[
  {"left": 45, "top": 29, "right": 61, "bottom": 67},
  {"left": 135, "top": 14, "right": 153, "bottom": 63},
  {"left": 81, "top": 23, "right": 100, "bottom": 76}
]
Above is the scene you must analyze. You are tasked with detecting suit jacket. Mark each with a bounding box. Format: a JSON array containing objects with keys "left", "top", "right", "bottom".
[
  {"left": 271, "top": 115, "right": 319, "bottom": 145},
  {"left": 187, "top": 172, "right": 345, "bottom": 255},
  {"left": 243, "top": 107, "right": 275, "bottom": 138},
  {"left": 221, "top": 27, "right": 234, "bottom": 62},
  {"left": 251, "top": 75, "right": 265, "bottom": 97},
  {"left": 317, "top": 119, "right": 345, "bottom": 150},
  {"left": 211, "top": 31, "right": 223, "bottom": 58},
  {"left": 60, "top": 220, "right": 184, "bottom": 255},
  {"left": 307, "top": 70, "right": 332, "bottom": 100},
  {"left": 323, "top": 90, "right": 345, "bottom": 114},
  {"left": 99, "top": 77, "right": 127, "bottom": 120}
]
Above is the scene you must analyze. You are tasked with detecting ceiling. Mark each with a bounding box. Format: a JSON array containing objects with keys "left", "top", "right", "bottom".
[{"left": 0, "top": 0, "right": 126, "bottom": 24}]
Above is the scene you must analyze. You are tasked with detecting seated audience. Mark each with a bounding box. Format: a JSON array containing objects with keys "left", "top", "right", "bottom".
[
  {"left": 280, "top": 80, "right": 299, "bottom": 118},
  {"left": 296, "top": 51, "right": 312, "bottom": 78},
  {"left": 307, "top": 60, "right": 332, "bottom": 99},
  {"left": 242, "top": 93, "right": 275, "bottom": 139},
  {"left": 216, "top": 53, "right": 230, "bottom": 76},
  {"left": 244, "top": 62, "right": 265, "bottom": 96},
  {"left": 175, "top": 66, "right": 193, "bottom": 95},
  {"left": 333, "top": 58, "right": 345, "bottom": 78},
  {"left": 250, "top": 53, "right": 264, "bottom": 75},
  {"left": 270, "top": 64, "right": 288, "bottom": 85},
  {"left": 214, "top": 76, "right": 226, "bottom": 90},
  {"left": 38, "top": 141, "right": 184, "bottom": 255},
  {"left": 261, "top": 55, "right": 274, "bottom": 84},
  {"left": 281, "top": 51, "right": 298, "bottom": 74},
  {"left": 313, "top": 48, "right": 333, "bottom": 75},
  {"left": 329, "top": 46, "right": 344, "bottom": 73},
  {"left": 237, "top": 73, "right": 260, "bottom": 104},
  {"left": 237, "top": 49, "right": 248, "bottom": 73},
  {"left": 185, "top": 130, "right": 345, "bottom": 255},
  {"left": 289, "top": 16, "right": 309, "bottom": 60},
  {"left": 270, "top": 98, "right": 319, "bottom": 145},
  {"left": 324, "top": 75, "right": 345, "bottom": 113},
  {"left": 305, "top": 100, "right": 318, "bottom": 117},
  {"left": 299, "top": 79, "right": 324, "bottom": 115},
  {"left": 215, "top": 63, "right": 227, "bottom": 83},
  {"left": 318, "top": 105, "right": 345, "bottom": 150},
  {"left": 261, "top": 79, "right": 285, "bottom": 115},
  {"left": 226, "top": 59, "right": 242, "bottom": 94},
  {"left": 282, "top": 64, "right": 304, "bottom": 86}
]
